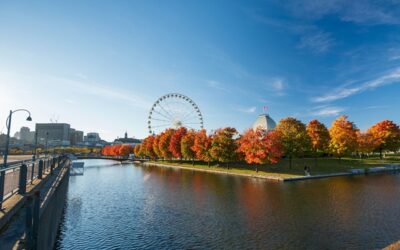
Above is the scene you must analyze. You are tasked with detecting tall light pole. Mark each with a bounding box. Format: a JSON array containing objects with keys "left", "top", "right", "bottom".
[
  {"left": 32, "top": 130, "right": 38, "bottom": 161},
  {"left": 2, "top": 109, "right": 32, "bottom": 168}
]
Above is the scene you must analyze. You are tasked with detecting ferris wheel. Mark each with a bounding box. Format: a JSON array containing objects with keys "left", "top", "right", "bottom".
[{"left": 148, "top": 93, "right": 204, "bottom": 134}]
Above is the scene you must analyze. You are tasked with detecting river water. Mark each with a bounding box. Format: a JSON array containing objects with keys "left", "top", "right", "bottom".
[{"left": 55, "top": 160, "right": 400, "bottom": 249}]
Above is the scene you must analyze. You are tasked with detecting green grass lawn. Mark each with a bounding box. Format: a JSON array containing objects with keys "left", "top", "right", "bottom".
[{"left": 147, "top": 155, "right": 400, "bottom": 178}]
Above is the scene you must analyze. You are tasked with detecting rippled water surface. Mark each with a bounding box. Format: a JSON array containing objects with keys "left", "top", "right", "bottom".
[{"left": 56, "top": 160, "right": 400, "bottom": 249}]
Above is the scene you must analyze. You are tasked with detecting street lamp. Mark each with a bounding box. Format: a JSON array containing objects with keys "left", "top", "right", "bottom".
[{"left": 2, "top": 109, "right": 32, "bottom": 168}]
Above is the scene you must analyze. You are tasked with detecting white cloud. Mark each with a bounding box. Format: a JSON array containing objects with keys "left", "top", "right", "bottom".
[
  {"left": 51, "top": 76, "right": 152, "bottom": 109},
  {"left": 297, "top": 31, "right": 333, "bottom": 54},
  {"left": 207, "top": 80, "right": 231, "bottom": 93},
  {"left": 283, "top": 0, "right": 400, "bottom": 25},
  {"left": 310, "top": 106, "right": 345, "bottom": 117},
  {"left": 271, "top": 78, "right": 285, "bottom": 91},
  {"left": 238, "top": 106, "right": 257, "bottom": 113},
  {"left": 313, "top": 67, "right": 400, "bottom": 102}
]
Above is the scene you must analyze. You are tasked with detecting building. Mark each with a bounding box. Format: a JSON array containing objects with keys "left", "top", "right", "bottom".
[
  {"left": 19, "top": 126, "right": 35, "bottom": 143},
  {"left": 114, "top": 132, "right": 141, "bottom": 146},
  {"left": 69, "top": 129, "right": 84, "bottom": 146},
  {"left": 36, "top": 123, "right": 71, "bottom": 146},
  {"left": 252, "top": 114, "right": 277, "bottom": 132},
  {"left": 85, "top": 132, "right": 100, "bottom": 143}
]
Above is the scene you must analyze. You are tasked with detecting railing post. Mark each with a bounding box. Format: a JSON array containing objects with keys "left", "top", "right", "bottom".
[
  {"left": 38, "top": 160, "right": 43, "bottom": 179},
  {"left": 19, "top": 164, "right": 27, "bottom": 195},
  {"left": 50, "top": 158, "right": 55, "bottom": 175},
  {"left": 58, "top": 156, "right": 61, "bottom": 168},
  {"left": 32, "top": 190, "right": 40, "bottom": 249},
  {"left": 31, "top": 162, "right": 35, "bottom": 183},
  {"left": 25, "top": 195, "right": 33, "bottom": 249},
  {"left": 0, "top": 171, "right": 5, "bottom": 209}
]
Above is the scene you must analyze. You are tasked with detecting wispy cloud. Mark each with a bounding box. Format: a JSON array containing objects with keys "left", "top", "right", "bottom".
[
  {"left": 207, "top": 80, "right": 231, "bottom": 93},
  {"left": 283, "top": 0, "right": 400, "bottom": 25},
  {"left": 248, "top": 10, "right": 334, "bottom": 53},
  {"left": 238, "top": 106, "right": 257, "bottom": 114},
  {"left": 313, "top": 67, "right": 400, "bottom": 102},
  {"left": 264, "top": 77, "right": 288, "bottom": 96},
  {"left": 297, "top": 31, "right": 333, "bottom": 54},
  {"left": 51, "top": 76, "right": 152, "bottom": 109},
  {"left": 310, "top": 105, "right": 345, "bottom": 117}
]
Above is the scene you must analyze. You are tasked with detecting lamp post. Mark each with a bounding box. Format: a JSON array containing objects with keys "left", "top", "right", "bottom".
[
  {"left": 2, "top": 109, "right": 32, "bottom": 168},
  {"left": 32, "top": 130, "right": 38, "bottom": 162}
]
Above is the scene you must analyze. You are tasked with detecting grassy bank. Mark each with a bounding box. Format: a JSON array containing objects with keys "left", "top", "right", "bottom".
[{"left": 146, "top": 156, "right": 400, "bottom": 179}]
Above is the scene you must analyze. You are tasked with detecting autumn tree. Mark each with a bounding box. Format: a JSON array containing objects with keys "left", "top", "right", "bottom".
[
  {"left": 306, "top": 119, "right": 330, "bottom": 166},
  {"left": 112, "top": 144, "right": 122, "bottom": 156},
  {"left": 329, "top": 115, "right": 358, "bottom": 159},
  {"left": 142, "top": 135, "right": 156, "bottom": 159},
  {"left": 275, "top": 117, "right": 311, "bottom": 169},
  {"left": 192, "top": 129, "right": 213, "bottom": 167},
  {"left": 210, "top": 127, "right": 238, "bottom": 168},
  {"left": 357, "top": 131, "right": 377, "bottom": 157},
  {"left": 368, "top": 120, "right": 400, "bottom": 159},
  {"left": 181, "top": 129, "right": 196, "bottom": 165},
  {"left": 133, "top": 144, "right": 142, "bottom": 157},
  {"left": 237, "top": 128, "right": 283, "bottom": 172},
  {"left": 169, "top": 127, "right": 187, "bottom": 159},
  {"left": 152, "top": 135, "right": 162, "bottom": 158},
  {"left": 158, "top": 128, "right": 175, "bottom": 160},
  {"left": 118, "top": 144, "right": 132, "bottom": 156}
]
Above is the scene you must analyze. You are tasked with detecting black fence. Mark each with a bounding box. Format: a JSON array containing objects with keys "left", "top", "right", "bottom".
[{"left": 0, "top": 156, "right": 63, "bottom": 209}]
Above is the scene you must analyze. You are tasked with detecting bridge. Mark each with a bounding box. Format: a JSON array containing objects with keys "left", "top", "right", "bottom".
[{"left": 75, "top": 155, "right": 148, "bottom": 163}]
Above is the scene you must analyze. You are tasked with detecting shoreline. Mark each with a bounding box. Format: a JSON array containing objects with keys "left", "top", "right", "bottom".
[{"left": 139, "top": 161, "right": 400, "bottom": 182}]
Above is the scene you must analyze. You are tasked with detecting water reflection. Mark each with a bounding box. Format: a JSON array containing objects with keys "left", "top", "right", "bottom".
[{"left": 56, "top": 161, "right": 400, "bottom": 249}]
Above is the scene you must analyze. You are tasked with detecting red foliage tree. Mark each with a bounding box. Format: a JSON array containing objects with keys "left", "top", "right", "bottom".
[
  {"left": 152, "top": 134, "right": 162, "bottom": 158},
  {"left": 143, "top": 135, "right": 156, "bottom": 159},
  {"left": 169, "top": 127, "right": 187, "bottom": 159},
  {"left": 118, "top": 144, "right": 132, "bottom": 156},
  {"left": 192, "top": 129, "right": 213, "bottom": 166},
  {"left": 237, "top": 129, "right": 283, "bottom": 172}
]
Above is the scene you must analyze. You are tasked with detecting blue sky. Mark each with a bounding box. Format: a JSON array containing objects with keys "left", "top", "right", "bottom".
[{"left": 1, "top": 0, "right": 400, "bottom": 141}]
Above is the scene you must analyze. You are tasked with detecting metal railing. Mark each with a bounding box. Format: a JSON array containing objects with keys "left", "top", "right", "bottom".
[{"left": 0, "top": 155, "right": 66, "bottom": 209}]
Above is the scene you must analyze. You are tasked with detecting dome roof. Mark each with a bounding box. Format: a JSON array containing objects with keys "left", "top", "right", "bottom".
[{"left": 252, "top": 114, "right": 276, "bottom": 132}]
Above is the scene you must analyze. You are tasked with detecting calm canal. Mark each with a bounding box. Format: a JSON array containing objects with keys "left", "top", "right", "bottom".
[{"left": 56, "top": 159, "right": 400, "bottom": 249}]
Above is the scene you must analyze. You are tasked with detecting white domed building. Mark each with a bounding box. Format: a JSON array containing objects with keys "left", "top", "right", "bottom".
[{"left": 252, "top": 113, "right": 277, "bottom": 132}]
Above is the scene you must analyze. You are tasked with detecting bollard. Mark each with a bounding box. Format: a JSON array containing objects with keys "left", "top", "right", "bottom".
[
  {"left": 32, "top": 190, "right": 40, "bottom": 248},
  {"left": 19, "top": 164, "right": 28, "bottom": 195},
  {"left": 0, "top": 171, "right": 5, "bottom": 209},
  {"left": 38, "top": 160, "right": 43, "bottom": 179},
  {"left": 25, "top": 195, "right": 33, "bottom": 249}
]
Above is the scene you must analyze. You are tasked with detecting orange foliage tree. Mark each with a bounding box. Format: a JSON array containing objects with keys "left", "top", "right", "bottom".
[
  {"left": 329, "top": 115, "right": 358, "bottom": 159},
  {"left": 368, "top": 120, "right": 400, "bottom": 159},
  {"left": 169, "top": 127, "right": 187, "bottom": 159},
  {"left": 357, "top": 131, "right": 377, "bottom": 157},
  {"left": 181, "top": 129, "right": 196, "bottom": 164},
  {"left": 237, "top": 128, "right": 283, "bottom": 172},
  {"left": 275, "top": 117, "right": 311, "bottom": 169},
  {"left": 142, "top": 135, "right": 156, "bottom": 159},
  {"left": 210, "top": 127, "right": 238, "bottom": 168},
  {"left": 118, "top": 144, "right": 132, "bottom": 156},
  {"left": 158, "top": 128, "right": 175, "bottom": 159},
  {"left": 192, "top": 129, "right": 213, "bottom": 167},
  {"left": 152, "top": 135, "right": 162, "bottom": 158},
  {"left": 306, "top": 119, "right": 330, "bottom": 166}
]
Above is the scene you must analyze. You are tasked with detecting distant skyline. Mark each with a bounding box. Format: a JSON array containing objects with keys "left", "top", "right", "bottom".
[{"left": 1, "top": 0, "right": 400, "bottom": 141}]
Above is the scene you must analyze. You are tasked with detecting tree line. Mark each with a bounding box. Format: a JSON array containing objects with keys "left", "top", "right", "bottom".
[{"left": 102, "top": 116, "right": 400, "bottom": 171}]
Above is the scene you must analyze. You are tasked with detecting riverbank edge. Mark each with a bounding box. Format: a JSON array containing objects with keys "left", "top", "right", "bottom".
[{"left": 139, "top": 161, "right": 400, "bottom": 182}]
